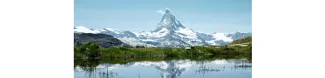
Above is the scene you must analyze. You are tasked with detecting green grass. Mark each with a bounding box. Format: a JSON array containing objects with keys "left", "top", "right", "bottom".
[
  {"left": 230, "top": 36, "right": 252, "bottom": 44},
  {"left": 74, "top": 42, "right": 252, "bottom": 60}
]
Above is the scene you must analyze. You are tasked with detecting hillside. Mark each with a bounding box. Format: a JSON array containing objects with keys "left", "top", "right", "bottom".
[
  {"left": 74, "top": 33, "right": 129, "bottom": 48},
  {"left": 229, "top": 36, "right": 252, "bottom": 45}
]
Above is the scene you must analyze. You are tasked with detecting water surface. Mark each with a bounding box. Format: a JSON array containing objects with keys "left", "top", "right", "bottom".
[{"left": 74, "top": 57, "right": 251, "bottom": 78}]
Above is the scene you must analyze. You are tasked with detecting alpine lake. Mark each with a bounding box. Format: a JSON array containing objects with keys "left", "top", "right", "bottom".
[{"left": 74, "top": 54, "right": 251, "bottom": 78}]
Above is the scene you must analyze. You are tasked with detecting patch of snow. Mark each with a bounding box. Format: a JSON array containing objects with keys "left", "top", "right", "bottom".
[
  {"left": 141, "top": 39, "right": 155, "bottom": 42},
  {"left": 161, "top": 18, "right": 170, "bottom": 26},
  {"left": 150, "top": 28, "right": 169, "bottom": 38},
  {"left": 74, "top": 26, "right": 100, "bottom": 34},
  {"left": 104, "top": 28, "right": 122, "bottom": 34},
  {"left": 118, "top": 37, "right": 156, "bottom": 47},
  {"left": 206, "top": 40, "right": 217, "bottom": 45},
  {"left": 138, "top": 31, "right": 152, "bottom": 37},
  {"left": 176, "top": 28, "right": 198, "bottom": 39},
  {"left": 211, "top": 33, "right": 233, "bottom": 42},
  {"left": 133, "top": 32, "right": 141, "bottom": 37}
]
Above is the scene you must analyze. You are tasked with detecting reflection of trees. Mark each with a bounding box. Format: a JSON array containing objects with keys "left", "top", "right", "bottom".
[
  {"left": 228, "top": 59, "right": 252, "bottom": 71},
  {"left": 75, "top": 59, "right": 101, "bottom": 78},
  {"left": 194, "top": 59, "right": 252, "bottom": 76},
  {"left": 98, "top": 69, "right": 118, "bottom": 78},
  {"left": 75, "top": 59, "right": 122, "bottom": 78},
  {"left": 194, "top": 61, "right": 224, "bottom": 76}
]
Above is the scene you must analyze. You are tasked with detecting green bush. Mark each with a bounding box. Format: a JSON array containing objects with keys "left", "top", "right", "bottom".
[
  {"left": 74, "top": 46, "right": 85, "bottom": 59},
  {"left": 230, "top": 36, "right": 252, "bottom": 44},
  {"left": 79, "top": 43, "right": 101, "bottom": 59}
]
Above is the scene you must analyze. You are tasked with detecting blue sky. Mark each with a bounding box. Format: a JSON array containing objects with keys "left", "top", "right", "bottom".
[{"left": 75, "top": 0, "right": 251, "bottom": 33}]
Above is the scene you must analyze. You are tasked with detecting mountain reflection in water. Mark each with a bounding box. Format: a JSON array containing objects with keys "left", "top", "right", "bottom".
[{"left": 74, "top": 58, "right": 251, "bottom": 78}]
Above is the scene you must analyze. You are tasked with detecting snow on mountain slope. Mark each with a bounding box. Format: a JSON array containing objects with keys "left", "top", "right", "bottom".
[
  {"left": 74, "top": 26, "right": 100, "bottom": 34},
  {"left": 206, "top": 40, "right": 217, "bottom": 45},
  {"left": 103, "top": 28, "right": 122, "bottom": 34},
  {"left": 205, "top": 40, "right": 230, "bottom": 46},
  {"left": 196, "top": 32, "right": 233, "bottom": 45},
  {"left": 99, "top": 28, "right": 138, "bottom": 38},
  {"left": 211, "top": 33, "right": 233, "bottom": 42},
  {"left": 174, "top": 28, "right": 204, "bottom": 46},
  {"left": 73, "top": 9, "right": 251, "bottom": 47},
  {"left": 153, "top": 28, "right": 169, "bottom": 37},
  {"left": 137, "top": 31, "right": 151, "bottom": 38},
  {"left": 196, "top": 32, "right": 214, "bottom": 41},
  {"left": 175, "top": 27, "right": 198, "bottom": 39},
  {"left": 145, "top": 8, "right": 205, "bottom": 46},
  {"left": 145, "top": 28, "right": 169, "bottom": 38},
  {"left": 227, "top": 32, "right": 252, "bottom": 40},
  {"left": 117, "top": 37, "right": 156, "bottom": 47}
]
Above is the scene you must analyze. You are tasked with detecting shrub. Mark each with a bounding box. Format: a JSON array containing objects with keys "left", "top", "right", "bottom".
[{"left": 79, "top": 43, "right": 101, "bottom": 59}]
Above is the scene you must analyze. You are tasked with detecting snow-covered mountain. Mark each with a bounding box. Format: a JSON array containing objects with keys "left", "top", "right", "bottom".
[
  {"left": 74, "top": 26, "right": 100, "bottom": 34},
  {"left": 74, "top": 8, "right": 251, "bottom": 47},
  {"left": 134, "top": 9, "right": 206, "bottom": 47}
]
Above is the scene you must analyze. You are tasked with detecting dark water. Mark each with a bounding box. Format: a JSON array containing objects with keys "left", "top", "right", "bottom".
[{"left": 74, "top": 56, "right": 251, "bottom": 78}]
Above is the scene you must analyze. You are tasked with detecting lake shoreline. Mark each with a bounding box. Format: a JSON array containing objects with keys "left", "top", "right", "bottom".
[{"left": 74, "top": 42, "right": 252, "bottom": 60}]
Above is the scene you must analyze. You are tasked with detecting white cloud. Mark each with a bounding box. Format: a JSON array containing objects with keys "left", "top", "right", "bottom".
[
  {"left": 156, "top": 8, "right": 173, "bottom": 14},
  {"left": 156, "top": 9, "right": 165, "bottom": 14}
]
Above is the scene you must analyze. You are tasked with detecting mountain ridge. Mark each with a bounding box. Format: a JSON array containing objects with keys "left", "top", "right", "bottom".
[
  {"left": 74, "top": 33, "right": 130, "bottom": 48},
  {"left": 74, "top": 9, "right": 252, "bottom": 47}
]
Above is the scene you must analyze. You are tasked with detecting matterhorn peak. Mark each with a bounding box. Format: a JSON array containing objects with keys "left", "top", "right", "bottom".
[
  {"left": 154, "top": 8, "right": 185, "bottom": 32},
  {"left": 165, "top": 8, "right": 172, "bottom": 14}
]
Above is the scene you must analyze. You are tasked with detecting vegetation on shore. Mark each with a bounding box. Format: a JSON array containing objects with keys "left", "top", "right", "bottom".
[
  {"left": 230, "top": 36, "right": 252, "bottom": 44},
  {"left": 74, "top": 42, "right": 252, "bottom": 60},
  {"left": 74, "top": 36, "right": 253, "bottom": 68}
]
